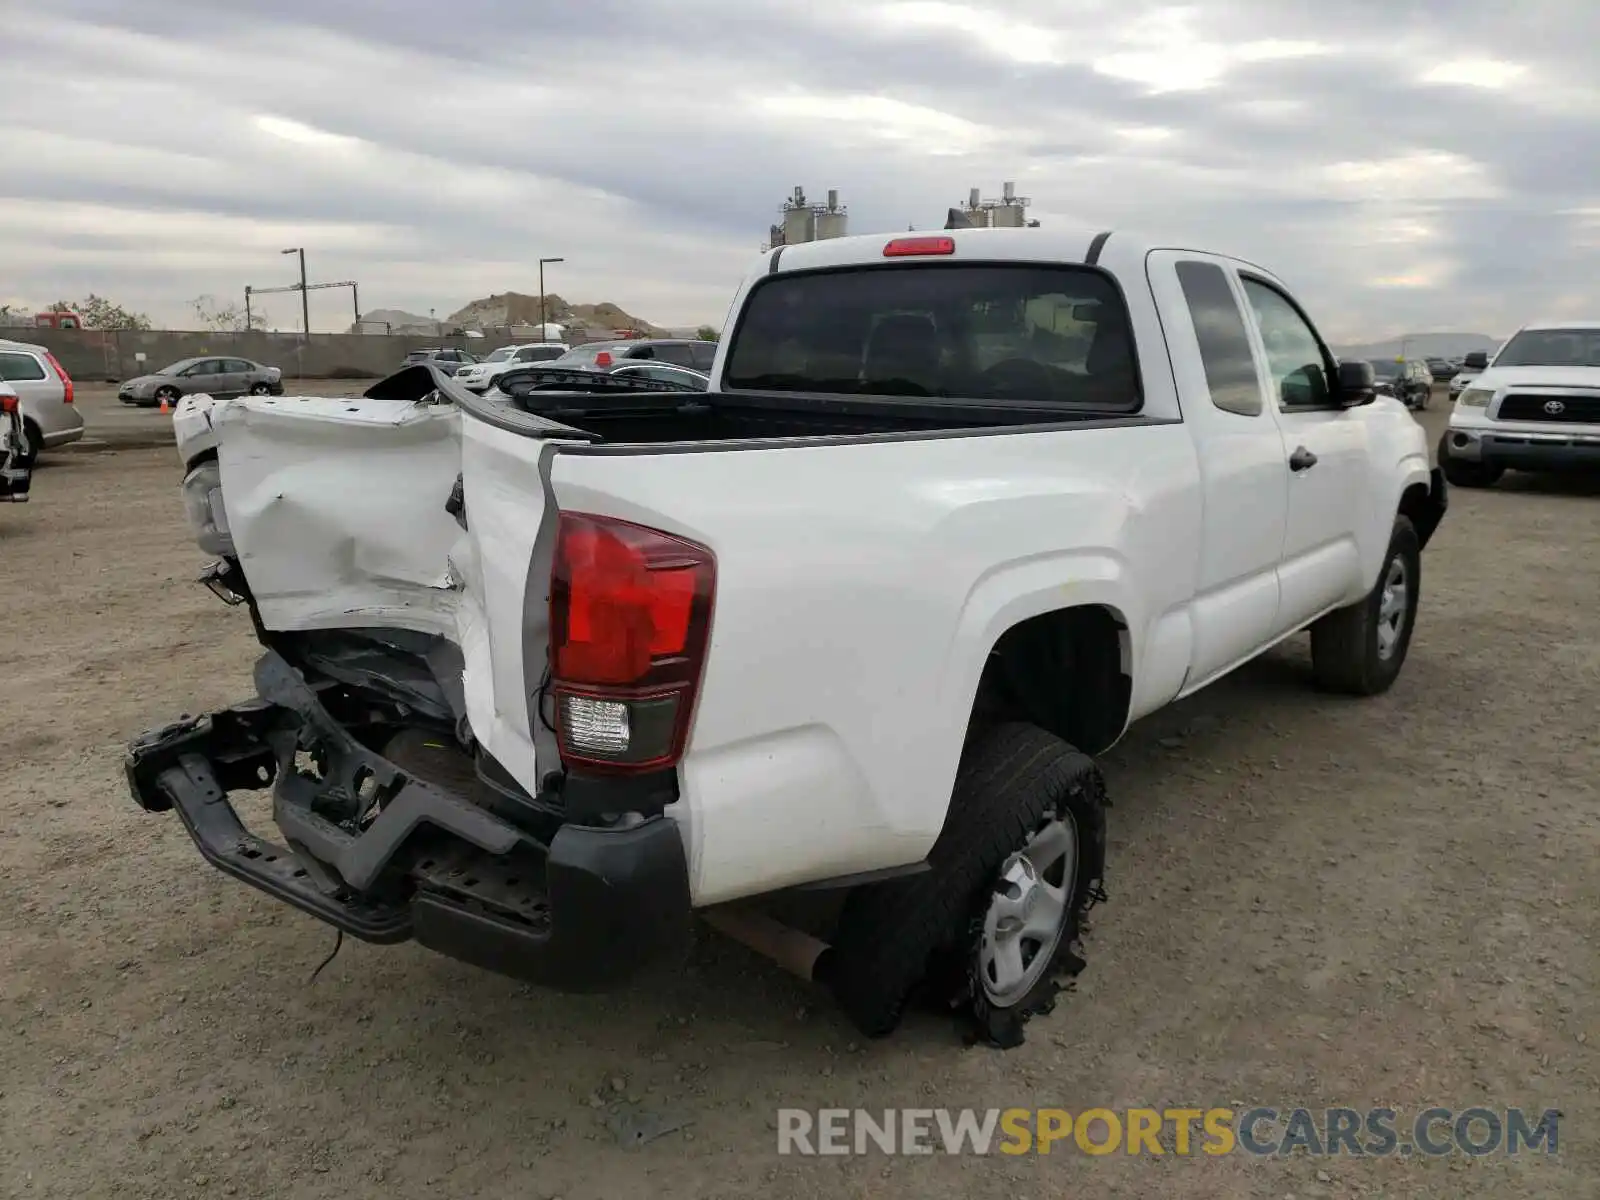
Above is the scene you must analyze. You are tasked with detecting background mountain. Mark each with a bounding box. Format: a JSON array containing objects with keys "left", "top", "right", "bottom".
[
  {"left": 1333, "top": 332, "right": 1502, "bottom": 362},
  {"left": 444, "top": 292, "right": 663, "bottom": 335},
  {"left": 349, "top": 296, "right": 663, "bottom": 336}
]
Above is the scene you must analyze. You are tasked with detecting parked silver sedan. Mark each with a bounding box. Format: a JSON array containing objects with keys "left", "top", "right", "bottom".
[
  {"left": 118, "top": 356, "right": 284, "bottom": 407},
  {"left": 0, "top": 337, "right": 85, "bottom": 468}
]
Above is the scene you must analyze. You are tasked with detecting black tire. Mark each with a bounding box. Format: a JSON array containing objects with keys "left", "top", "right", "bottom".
[
  {"left": 824, "top": 723, "right": 1108, "bottom": 1047},
  {"left": 1310, "top": 515, "right": 1421, "bottom": 696},
  {"left": 152, "top": 386, "right": 180, "bottom": 408},
  {"left": 1438, "top": 433, "right": 1502, "bottom": 488},
  {"left": 14, "top": 419, "right": 40, "bottom": 470},
  {"left": 249, "top": 382, "right": 271, "bottom": 395}
]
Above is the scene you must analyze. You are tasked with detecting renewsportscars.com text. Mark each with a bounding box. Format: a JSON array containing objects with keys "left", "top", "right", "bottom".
[{"left": 776, "top": 1106, "right": 1561, "bottom": 1157}]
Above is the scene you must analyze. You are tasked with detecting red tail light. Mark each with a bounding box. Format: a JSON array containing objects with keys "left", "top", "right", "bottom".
[
  {"left": 549, "top": 512, "right": 715, "bottom": 774},
  {"left": 594, "top": 351, "right": 613, "bottom": 367},
  {"left": 0, "top": 394, "right": 17, "bottom": 414},
  {"left": 883, "top": 236, "right": 955, "bottom": 257},
  {"left": 44, "top": 351, "right": 74, "bottom": 403}
]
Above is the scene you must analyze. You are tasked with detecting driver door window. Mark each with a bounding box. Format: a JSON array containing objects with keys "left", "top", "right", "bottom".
[{"left": 1240, "top": 279, "right": 1335, "bottom": 410}]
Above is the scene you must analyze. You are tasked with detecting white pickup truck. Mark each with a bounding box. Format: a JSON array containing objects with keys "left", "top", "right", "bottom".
[
  {"left": 1439, "top": 320, "right": 1600, "bottom": 488},
  {"left": 128, "top": 226, "right": 1446, "bottom": 1046}
]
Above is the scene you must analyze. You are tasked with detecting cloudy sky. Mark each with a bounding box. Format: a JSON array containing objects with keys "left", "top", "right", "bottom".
[{"left": 5, "top": 0, "right": 1599, "bottom": 339}]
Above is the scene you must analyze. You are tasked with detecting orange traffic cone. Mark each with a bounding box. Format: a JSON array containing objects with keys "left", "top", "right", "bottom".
[{"left": 159, "top": 397, "right": 170, "bottom": 414}]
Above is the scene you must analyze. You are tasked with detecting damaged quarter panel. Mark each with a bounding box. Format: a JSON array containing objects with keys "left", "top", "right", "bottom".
[
  {"left": 212, "top": 396, "right": 463, "bottom": 638},
  {"left": 210, "top": 389, "right": 575, "bottom": 797}
]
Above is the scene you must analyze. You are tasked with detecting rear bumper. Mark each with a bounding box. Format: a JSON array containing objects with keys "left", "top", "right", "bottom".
[
  {"left": 1445, "top": 426, "right": 1600, "bottom": 471},
  {"left": 125, "top": 650, "right": 693, "bottom": 991},
  {"left": 40, "top": 423, "right": 84, "bottom": 448}
]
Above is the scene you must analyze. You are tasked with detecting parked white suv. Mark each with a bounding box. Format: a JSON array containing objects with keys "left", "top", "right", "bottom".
[
  {"left": 133, "top": 226, "right": 1446, "bottom": 1046},
  {"left": 454, "top": 343, "right": 568, "bottom": 392},
  {"left": 0, "top": 338, "right": 84, "bottom": 467},
  {"left": 1439, "top": 321, "right": 1600, "bottom": 487}
]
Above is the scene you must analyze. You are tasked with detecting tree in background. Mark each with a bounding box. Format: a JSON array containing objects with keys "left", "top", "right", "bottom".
[
  {"left": 695, "top": 325, "right": 720, "bottom": 342},
  {"left": 189, "top": 294, "right": 265, "bottom": 332},
  {"left": 49, "top": 295, "right": 152, "bottom": 331}
]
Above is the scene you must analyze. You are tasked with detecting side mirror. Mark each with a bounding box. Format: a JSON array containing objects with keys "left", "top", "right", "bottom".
[
  {"left": 1337, "top": 359, "right": 1376, "bottom": 406},
  {"left": 1463, "top": 351, "right": 1489, "bottom": 370}
]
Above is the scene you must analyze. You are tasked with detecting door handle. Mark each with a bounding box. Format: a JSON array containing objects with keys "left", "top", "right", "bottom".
[{"left": 1289, "top": 446, "right": 1318, "bottom": 472}]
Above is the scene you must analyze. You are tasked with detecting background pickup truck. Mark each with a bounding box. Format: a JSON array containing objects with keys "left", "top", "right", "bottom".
[
  {"left": 130, "top": 225, "right": 1445, "bottom": 1047},
  {"left": 1438, "top": 320, "right": 1600, "bottom": 488}
]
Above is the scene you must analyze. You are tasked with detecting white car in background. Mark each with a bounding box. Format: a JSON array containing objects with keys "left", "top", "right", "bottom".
[
  {"left": 0, "top": 337, "right": 85, "bottom": 468},
  {"left": 453, "top": 343, "right": 568, "bottom": 393},
  {"left": 1448, "top": 350, "right": 1490, "bottom": 398}
]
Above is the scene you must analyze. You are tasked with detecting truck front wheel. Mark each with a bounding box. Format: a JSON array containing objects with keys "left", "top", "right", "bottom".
[
  {"left": 1309, "top": 514, "right": 1421, "bottom": 695},
  {"left": 823, "top": 723, "right": 1108, "bottom": 1047}
]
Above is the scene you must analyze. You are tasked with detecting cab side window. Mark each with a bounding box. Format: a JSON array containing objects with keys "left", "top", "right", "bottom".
[
  {"left": 1175, "top": 260, "right": 1262, "bottom": 417},
  {"left": 1241, "top": 278, "right": 1335, "bottom": 410}
]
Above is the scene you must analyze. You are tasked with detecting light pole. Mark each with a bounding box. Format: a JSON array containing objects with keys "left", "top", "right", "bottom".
[
  {"left": 538, "top": 256, "right": 564, "bottom": 339},
  {"left": 281, "top": 247, "right": 308, "bottom": 338}
]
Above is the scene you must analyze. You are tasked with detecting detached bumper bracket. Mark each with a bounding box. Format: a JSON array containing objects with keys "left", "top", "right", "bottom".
[
  {"left": 126, "top": 719, "right": 414, "bottom": 944},
  {"left": 127, "top": 654, "right": 696, "bottom": 986}
]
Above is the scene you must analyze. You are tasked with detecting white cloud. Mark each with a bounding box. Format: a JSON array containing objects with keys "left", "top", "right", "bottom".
[
  {"left": 756, "top": 92, "right": 1000, "bottom": 154},
  {"left": 1423, "top": 59, "right": 1528, "bottom": 90}
]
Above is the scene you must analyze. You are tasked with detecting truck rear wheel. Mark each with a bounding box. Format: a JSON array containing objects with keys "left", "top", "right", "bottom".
[
  {"left": 1309, "top": 514, "right": 1421, "bottom": 696},
  {"left": 823, "top": 723, "right": 1107, "bottom": 1047}
]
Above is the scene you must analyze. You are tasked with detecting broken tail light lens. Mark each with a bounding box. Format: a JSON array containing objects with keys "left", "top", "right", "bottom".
[
  {"left": 549, "top": 512, "right": 715, "bottom": 774},
  {"left": 181, "top": 460, "right": 234, "bottom": 557}
]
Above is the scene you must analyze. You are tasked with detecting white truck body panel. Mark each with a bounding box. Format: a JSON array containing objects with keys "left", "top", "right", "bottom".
[{"left": 175, "top": 225, "right": 1438, "bottom": 908}]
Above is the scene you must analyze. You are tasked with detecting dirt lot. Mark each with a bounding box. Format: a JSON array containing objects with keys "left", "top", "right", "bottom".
[{"left": 3, "top": 404, "right": 1597, "bottom": 1199}]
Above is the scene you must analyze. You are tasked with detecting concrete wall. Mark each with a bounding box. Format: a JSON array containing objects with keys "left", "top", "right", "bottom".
[{"left": 14, "top": 328, "right": 613, "bottom": 381}]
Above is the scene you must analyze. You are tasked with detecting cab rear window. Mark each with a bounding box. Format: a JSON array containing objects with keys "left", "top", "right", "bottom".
[{"left": 723, "top": 264, "right": 1140, "bottom": 410}]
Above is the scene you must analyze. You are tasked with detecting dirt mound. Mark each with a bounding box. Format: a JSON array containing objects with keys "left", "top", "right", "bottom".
[{"left": 446, "top": 292, "right": 662, "bottom": 335}]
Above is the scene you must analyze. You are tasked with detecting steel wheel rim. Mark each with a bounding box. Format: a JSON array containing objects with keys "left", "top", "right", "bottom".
[
  {"left": 1376, "top": 554, "right": 1409, "bottom": 660},
  {"left": 977, "top": 813, "right": 1077, "bottom": 1007}
]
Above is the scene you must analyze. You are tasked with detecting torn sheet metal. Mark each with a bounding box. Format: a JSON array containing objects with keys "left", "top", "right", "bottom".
[{"left": 211, "top": 395, "right": 465, "bottom": 638}]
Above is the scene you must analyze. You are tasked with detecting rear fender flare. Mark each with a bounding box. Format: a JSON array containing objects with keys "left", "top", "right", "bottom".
[{"left": 939, "top": 552, "right": 1139, "bottom": 748}]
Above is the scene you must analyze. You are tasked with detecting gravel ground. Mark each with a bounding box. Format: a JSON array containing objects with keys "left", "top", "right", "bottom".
[{"left": 3, "top": 405, "right": 1597, "bottom": 1199}]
